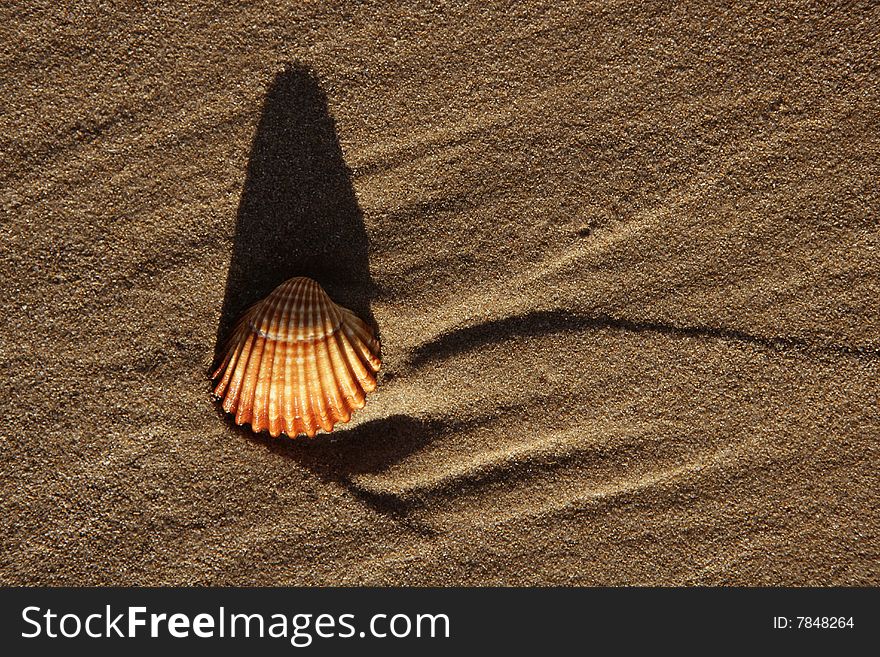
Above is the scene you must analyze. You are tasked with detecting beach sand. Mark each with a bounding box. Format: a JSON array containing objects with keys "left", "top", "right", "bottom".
[{"left": 2, "top": 1, "right": 878, "bottom": 585}]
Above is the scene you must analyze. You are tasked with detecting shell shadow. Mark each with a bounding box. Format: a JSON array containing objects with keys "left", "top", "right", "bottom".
[{"left": 213, "top": 63, "right": 374, "bottom": 367}]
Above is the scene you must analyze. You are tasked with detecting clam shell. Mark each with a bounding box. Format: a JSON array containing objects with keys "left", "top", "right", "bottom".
[{"left": 211, "top": 277, "right": 381, "bottom": 437}]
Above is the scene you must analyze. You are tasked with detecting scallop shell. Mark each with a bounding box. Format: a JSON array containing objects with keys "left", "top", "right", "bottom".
[{"left": 211, "top": 276, "right": 381, "bottom": 437}]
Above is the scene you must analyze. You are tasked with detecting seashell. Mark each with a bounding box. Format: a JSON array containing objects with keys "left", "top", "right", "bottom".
[{"left": 211, "top": 276, "right": 381, "bottom": 438}]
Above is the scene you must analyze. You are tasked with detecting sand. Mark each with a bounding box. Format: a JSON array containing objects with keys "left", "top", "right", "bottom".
[{"left": 1, "top": 1, "right": 878, "bottom": 585}]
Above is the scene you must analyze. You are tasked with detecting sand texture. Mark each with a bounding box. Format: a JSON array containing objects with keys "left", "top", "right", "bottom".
[{"left": 2, "top": 1, "right": 878, "bottom": 585}]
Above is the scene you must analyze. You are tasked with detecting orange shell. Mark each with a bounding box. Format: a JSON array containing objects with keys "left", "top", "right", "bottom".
[{"left": 211, "top": 277, "right": 381, "bottom": 437}]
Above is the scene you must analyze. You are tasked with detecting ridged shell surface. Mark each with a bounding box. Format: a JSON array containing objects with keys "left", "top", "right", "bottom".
[{"left": 211, "top": 277, "right": 381, "bottom": 437}]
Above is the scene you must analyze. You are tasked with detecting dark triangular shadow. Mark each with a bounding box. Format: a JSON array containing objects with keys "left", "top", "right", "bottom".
[{"left": 213, "top": 63, "right": 374, "bottom": 366}]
